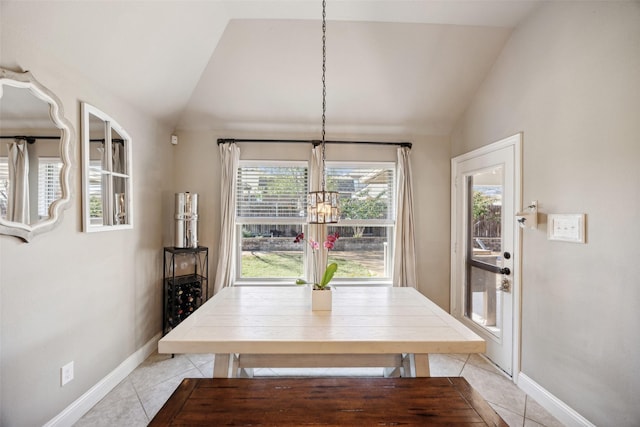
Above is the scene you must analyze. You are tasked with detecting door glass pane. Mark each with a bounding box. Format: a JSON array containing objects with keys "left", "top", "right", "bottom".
[{"left": 466, "top": 166, "right": 503, "bottom": 336}]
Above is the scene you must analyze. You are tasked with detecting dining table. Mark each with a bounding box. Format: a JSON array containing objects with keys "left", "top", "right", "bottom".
[{"left": 158, "top": 286, "right": 485, "bottom": 378}]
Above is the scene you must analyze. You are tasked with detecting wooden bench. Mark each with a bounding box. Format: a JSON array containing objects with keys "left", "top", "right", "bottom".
[{"left": 149, "top": 377, "right": 508, "bottom": 426}]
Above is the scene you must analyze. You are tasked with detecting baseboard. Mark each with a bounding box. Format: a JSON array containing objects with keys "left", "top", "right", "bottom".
[
  {"left": 44, "top": 332, "right": 162, "bottom": 427},
  {"left": 517, "top": 372, "right": 595, "bottom": 427}
]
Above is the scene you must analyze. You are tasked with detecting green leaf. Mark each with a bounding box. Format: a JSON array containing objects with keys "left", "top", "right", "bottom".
[
  {"left": 319, "top": 263, "right": 338, "bottom": 288},
  {"left": 295, "top": 279, "right": 308, "bottom": 285}
]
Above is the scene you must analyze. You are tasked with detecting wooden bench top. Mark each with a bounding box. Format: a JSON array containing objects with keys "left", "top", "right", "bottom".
[{"left": 149, "top": 377, "right": 508, "bottom": 426}]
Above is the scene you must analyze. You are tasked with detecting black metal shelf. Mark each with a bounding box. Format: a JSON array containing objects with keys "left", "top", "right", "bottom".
[{"left": 163, "top": 247, "right": 209, "bottom": 335}]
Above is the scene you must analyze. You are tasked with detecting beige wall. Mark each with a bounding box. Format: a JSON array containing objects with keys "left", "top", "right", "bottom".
[
  {"left": 451, "top": 2, "right": 640, "bottom": 425},
  {"left": 172, "top": 132, "right": 452, "bottom": 307},
  {"left": 0, "top": 16, "right": 174, "bottom": 427}
]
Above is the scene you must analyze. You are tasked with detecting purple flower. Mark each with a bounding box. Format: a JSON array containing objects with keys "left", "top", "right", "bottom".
[{"left": 294, "top": 232, "right": 338, "bottom": 251}]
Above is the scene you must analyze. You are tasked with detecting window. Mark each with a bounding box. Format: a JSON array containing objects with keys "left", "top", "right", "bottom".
[
  {"left": 233, "top": 159, "right": 397, "bottom": 285},
  {"left": 327, "top": 162, "right": 396, "bottom": 282},
  {"left": 235, "top": 161, "right": 308, "bottom": 281},
  {"left": 81, "top": 103, "right": 132, "bottom": 231}
]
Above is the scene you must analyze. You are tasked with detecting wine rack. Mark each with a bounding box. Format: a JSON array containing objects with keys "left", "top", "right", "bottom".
[{"left": 163, "top": 246, "right": 209, "bottom": 335}]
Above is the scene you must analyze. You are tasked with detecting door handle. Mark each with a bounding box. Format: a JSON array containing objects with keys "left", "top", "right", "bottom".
[{"left": 500, "top": 267, "right": 511, "bottom": 275}]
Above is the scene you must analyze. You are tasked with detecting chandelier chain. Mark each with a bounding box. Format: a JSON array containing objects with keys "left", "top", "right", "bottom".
[{"left": 321, "top": 0, "right": 327, "bottom": 191}]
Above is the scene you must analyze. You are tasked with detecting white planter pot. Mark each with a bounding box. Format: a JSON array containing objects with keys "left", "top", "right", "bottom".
[{"left": 312, "top": 288, "right": 332, "bottom": 311}]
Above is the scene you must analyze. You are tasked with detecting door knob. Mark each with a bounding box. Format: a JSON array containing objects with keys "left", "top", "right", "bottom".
[{"left": 500, "top": 267, "right": 511, "bottom": 275}]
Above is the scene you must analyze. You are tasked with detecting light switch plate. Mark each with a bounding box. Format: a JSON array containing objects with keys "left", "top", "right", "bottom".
[{"left": 547, "top": 214, "right": 586, "bottom": 243}]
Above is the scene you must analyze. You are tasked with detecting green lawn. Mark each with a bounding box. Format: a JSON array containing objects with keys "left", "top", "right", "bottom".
[{"left": 241, "top": 251, "right": 374, "bottom": 278}]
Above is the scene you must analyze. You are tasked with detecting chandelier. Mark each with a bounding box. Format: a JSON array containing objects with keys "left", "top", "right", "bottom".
[{"left": 308, "top": 0, "right": 339, "bottom": 224}]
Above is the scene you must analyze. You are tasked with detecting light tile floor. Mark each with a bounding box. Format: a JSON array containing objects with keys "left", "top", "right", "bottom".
[{"left": 75, "top": 352, "right": 565, "bottom": 426}]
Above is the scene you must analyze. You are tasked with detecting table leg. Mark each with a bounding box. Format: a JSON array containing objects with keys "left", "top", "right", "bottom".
[
  {"left": 402, "top": 354, "right": 414, "bottom": 377},
  {"left": 414, "top": 354, "right": 431, "bottom": 377},
  {"left": 213, "top": 353, "right": 231, "bottom": 378},
  {"left": 231, "top": 354, "right": 240, "bottom": 378}
]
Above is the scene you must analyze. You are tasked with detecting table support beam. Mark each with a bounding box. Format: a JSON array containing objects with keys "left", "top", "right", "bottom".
[{"left": 211, "top": 353, "right": 432, "bottom": 378}]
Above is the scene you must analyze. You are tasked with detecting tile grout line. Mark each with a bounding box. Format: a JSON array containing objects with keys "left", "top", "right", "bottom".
[
  {"left": 130, "top": 374, "right": 151, "bottom": 423},
  {"left": 459, "top": 353, "right": 470, "bottom": 376},
  {"left": 127, "top": 368, "right": 151, "bottom": 423},
  {"left": 134, "top": 355, "right": 203, "bottom": 423},
  {"left": 460, "top": 355, "right": 528, "bottom": 426}
]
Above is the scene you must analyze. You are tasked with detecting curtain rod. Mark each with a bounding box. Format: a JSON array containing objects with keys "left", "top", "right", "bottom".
[
  {"left": 217, "top": 138, "right": 412, "bottom": 149},
  {"left": 0, "top": 135, "right": 60, "bottom": 144}
]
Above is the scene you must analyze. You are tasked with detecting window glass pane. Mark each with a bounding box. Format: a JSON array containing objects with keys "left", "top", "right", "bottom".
[
  {"left": 113, "top": 176, "right": 128, "bottom": 225},
  {"left": 0, "top": 158, "right": 8, "bottom": 218},
  {"left": 88, "top": 112, "right": 107, "bottom": 171},
  {"left": 89, "top": 170, "right": 107, "bottom": 225},
  {"left": 327, "top": 225, "right": 391, "bottom": 279},
  {"left": 37, "top": 158, "right": 62, "bottom": 218},
  {"left": 239, "top": 224, "right": 304, "bottom": 278},
  {"left": 112, "top": 128, "right": 126, "bottom": 175},
  {"left": 326, "top": 165, "right": 395, "bottom": 221},
  {"left": 236, "top": 165, "right": 308, "bottom": 219}
]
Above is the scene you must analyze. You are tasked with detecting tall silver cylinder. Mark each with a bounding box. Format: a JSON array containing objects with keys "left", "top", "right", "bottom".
[{"left": 174, "top": 192, "right": 198, "bottom": 248}]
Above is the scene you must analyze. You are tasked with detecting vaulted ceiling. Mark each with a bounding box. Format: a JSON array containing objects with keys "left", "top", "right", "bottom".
[{"left": 1, "top": 1, "right": 541, "bottom": 136}]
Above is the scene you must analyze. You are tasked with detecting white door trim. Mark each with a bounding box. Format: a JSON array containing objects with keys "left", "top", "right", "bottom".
[{"left": 450, "top": 133, "right": 522, "bottom": 381}]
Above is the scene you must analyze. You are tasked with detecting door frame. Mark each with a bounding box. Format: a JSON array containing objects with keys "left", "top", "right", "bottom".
[{"left": 450, "top": 133, "right": 522, "bottom": 381}]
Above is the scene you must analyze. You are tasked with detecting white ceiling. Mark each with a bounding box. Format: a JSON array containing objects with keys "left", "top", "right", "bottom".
[{"left": 1, "top": 1, "right": 542, "bottom": 136}]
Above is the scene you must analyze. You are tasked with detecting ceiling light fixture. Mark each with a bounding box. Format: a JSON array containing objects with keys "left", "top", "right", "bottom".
[{"left": 308, "top": 0, "right": 339, "bottom": 224}]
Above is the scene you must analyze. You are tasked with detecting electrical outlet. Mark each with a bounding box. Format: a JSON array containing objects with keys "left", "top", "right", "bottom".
[{"left": 61, "top": 361, "right": 74, "bottom": 386}]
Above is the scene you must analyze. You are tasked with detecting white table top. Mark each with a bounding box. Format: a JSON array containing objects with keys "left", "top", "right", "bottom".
[{"left": 158, "top": 286, "right": 485, "bottom": 355}]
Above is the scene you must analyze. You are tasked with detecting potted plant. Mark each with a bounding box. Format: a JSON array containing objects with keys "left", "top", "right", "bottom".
[{"left": 294, "top": 232, "right": 339, "bottom": 310}]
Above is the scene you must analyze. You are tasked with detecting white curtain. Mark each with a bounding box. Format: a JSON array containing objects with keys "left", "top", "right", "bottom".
[
  {"left": 392, "top": 146, "right": 417, "bottom": 287},
  {"left": 96, "top": 146, "right": 109, "bottom": 225},
  {"left": 213, "top": 142, "right": 240, "bottom": 295},
  {"left": 306, "top": 146, "right": 327, "bottom": 284},
  {"left": 112, "top": 143, "right": 126, "bottom": 223},
  {"left": 7, "top": 139, "right": 30, "bottom": 223}
]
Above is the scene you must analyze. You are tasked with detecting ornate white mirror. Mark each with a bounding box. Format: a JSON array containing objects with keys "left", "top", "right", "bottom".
[
  {"left": 81, "top": 103, "right": 133, "bottom": 231},
  {"left": 0, "top": 68, "right": 74, "bottom": 242}
]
